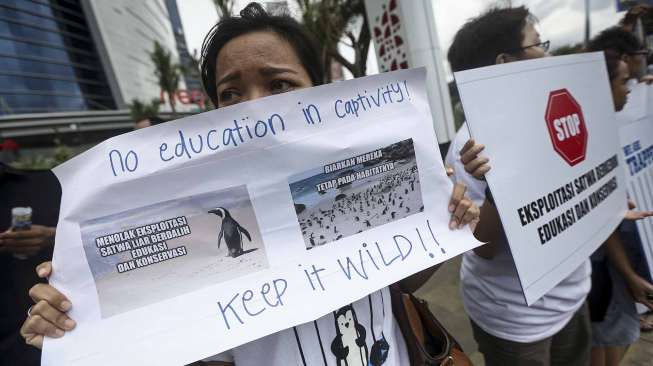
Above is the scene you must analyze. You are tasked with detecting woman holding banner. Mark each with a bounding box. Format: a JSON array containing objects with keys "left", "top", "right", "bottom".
[{"left": 18, "top": 3, "right": 480, "bottom": 366}]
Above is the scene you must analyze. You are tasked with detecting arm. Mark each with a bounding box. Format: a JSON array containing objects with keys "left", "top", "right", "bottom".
[
  {"left": 605, "top": 232, "right": 653, "bottom": 309},
  {"left": 20, "top": 262, "right": 76, "bottom": 349},
  {"left": 458, "top": 139, "right": 503, "bottom": 259},
  {"left": 0, "top": 225, "right": 55, "bottom": 257},
  {"left": 399, "top": 180, "right": 479, "bottom": 293},
  {"left": 398, "top": 264, "right": 443, "bottom": 293},
  {"left": 472, "top": 198, "right": 503, "bottom": 259}
]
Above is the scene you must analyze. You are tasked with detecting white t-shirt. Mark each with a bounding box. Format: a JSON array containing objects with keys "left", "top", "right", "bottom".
[
  {"left": 445, "top": 123, "right": 591, "bottom": 343},
  {"left": 204, "top": 287, "right": 409, "bottom": 365}
]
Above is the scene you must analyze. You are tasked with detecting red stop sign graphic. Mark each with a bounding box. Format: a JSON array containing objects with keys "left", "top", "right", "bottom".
[{"left": 545, "top": 89, "right": 588, "bottom": 166}]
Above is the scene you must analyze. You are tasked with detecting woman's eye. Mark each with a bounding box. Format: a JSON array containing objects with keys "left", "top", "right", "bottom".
[
  {"left": 270, "top": 80, "right": 293, "bottom": 94},
  {"left": 219, "top": 90, "right": 239, "bottom": 103}
]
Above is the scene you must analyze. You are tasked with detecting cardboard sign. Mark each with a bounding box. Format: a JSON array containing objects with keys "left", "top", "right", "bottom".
[
  {"left": 455, "top": 53, "right": 628, "bottom": 305},
  {"left": 618, "top": 83, "right": 653, "bottom": 281},
  {"left": 42, "top": 69, "right": 481, "bottom": 365}
]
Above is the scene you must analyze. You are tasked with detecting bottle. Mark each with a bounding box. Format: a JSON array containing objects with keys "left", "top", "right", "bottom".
[{"left": 11, "top": 207, "right": 32, "bottom": 260}]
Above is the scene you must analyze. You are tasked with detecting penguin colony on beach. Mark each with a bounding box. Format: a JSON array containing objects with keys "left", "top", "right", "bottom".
[{"left": 298, "top": 159, "right": 422, "bottom": 249}]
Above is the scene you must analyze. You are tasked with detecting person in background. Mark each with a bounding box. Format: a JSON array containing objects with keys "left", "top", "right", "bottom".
[
  {"left": 17, "top": 4, "right": 481, "bottom": 366},
  {"left": 446, "top": 8, "right": 591, "bottom": 365},
  {"left": 0, "top": 162, "right": 60, "bottom": 366},
  {"left": 588, "top": 26, "right": 653, "bottom": 84},
  {"left": 446, "top": 7, "right": 653, "bottom": 365},
  {"left": 583, "top": 47, "right": 653, "bottom": 366}
]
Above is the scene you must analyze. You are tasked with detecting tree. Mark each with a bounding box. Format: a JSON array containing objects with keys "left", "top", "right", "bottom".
[
  {"left": 213, "top": 0, "right": 234, "bottom": 18},
  {"left": 127, "top": 98, "right": 161, "bottom": 123},
  {"left": 150, "top": 41, "right": 181, "bottom": 115},
  {"left": 297, "top": 0, "right": 371, "bottom": 82},
  {"left": 550, "top": 43, "right": 585, "bottom": 56}
]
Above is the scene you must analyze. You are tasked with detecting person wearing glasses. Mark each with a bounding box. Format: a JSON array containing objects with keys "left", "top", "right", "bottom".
[
  {"left": 588, "top": 27, "right": 653, "bottom": 85},
  {"left": 445, "top": 7, "right": 593, "bottom": 366}
]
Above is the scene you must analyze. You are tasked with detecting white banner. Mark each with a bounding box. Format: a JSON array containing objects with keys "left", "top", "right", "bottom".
[
  {"left": 455, "top": 53, "right": 628, "bottom": 305},
  {"left": 43, "top": 69, "right": 481, "bottom": 365},
  {"left": 618, "top": 83, "right": 653, "bottom": 281}
]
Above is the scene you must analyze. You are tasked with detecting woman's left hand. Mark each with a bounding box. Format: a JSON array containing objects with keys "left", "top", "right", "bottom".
[{"left": 446, "top": 166, "right": 480, "bottom": 230}]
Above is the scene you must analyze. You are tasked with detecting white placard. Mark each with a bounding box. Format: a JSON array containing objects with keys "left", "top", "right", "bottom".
[
  {"left": 42, "top": 69, "right": 481, "bottom": 365},
  {"left": 618, "top": 83, "right": 653, "bottom": 281},
  {"left": 455, "top": 53, "right": 628, "bottom": 305}
]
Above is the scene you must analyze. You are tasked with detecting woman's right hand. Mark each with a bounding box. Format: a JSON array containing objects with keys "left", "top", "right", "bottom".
[{"left": 20, "top": 261, "right": 76, "bottom": 349}]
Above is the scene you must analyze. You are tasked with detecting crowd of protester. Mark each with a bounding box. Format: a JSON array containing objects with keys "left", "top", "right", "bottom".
[{"left": 2, "top": 2, "right": 653, "bottom": 366}]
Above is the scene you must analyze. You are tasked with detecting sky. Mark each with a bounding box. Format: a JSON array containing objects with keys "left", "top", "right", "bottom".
[{"left": 176, "top": 0, "right": 627, "bottom": 79}]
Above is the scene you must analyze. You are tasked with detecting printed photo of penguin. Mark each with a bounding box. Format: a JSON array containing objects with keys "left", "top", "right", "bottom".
[
  {"left": 79, "top": 185, "right": 267, "bottom": 318},
  {"left": 288, "top": 139, "right": 424, "bottom": 249},
  {"left": 208, "top": 207, "right": 252, "bottom": 258}
]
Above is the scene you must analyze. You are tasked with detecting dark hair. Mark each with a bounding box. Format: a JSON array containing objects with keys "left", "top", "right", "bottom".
[
  {"left": 200, "top": 2, "right": 324, "bottom": 107},
  {"left": 603, "top": 49, "right": 625, "bottom": 81},
  {"left": 587, "top": 27, "right": 643, "bottom": 56},
  {"left": 448, "top": 6, "right": 531, "bottom": 72}
]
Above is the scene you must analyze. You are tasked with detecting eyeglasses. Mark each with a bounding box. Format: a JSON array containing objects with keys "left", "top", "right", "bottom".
[
  {"left": 520, "top": 40, "right": 550, "bottom": 53},
  {"left": 628, "top": 49, "right": 650, "bottom": 57}
]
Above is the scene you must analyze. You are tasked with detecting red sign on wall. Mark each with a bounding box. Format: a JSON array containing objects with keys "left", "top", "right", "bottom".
[{"left": 545, "top": 89, "right": 588, "bottom": 166}]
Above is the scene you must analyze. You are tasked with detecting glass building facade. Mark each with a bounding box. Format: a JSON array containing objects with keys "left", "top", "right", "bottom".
[
  {"left": 0, "top": 0, "right": 116, "bottom": 115},
  {"left": 165, "top": 0, "right": 201, "bottom": 92}
]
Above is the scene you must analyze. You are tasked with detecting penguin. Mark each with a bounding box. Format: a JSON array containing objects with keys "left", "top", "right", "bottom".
[
  {"left": 331, "top": 305, "right": 368, "bottom": 366},
  {"left": 208, "top": 207, "right": 251, "bottom": 258}
]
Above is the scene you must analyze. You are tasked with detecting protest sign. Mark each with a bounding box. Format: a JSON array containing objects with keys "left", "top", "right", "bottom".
[
  {"left": 42, "top": 68, "right": 481, "bottom": 366},
  {"left": 618, "top": 83, "right": 653, "bottom": 281},
  {"left": 455, "top": 53, "right": 628, "bottom": 305}
]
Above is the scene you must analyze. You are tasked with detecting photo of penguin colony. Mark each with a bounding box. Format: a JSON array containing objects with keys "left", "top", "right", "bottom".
[{"left": 294, "top": 140, "right": 423, "bottom": 249}]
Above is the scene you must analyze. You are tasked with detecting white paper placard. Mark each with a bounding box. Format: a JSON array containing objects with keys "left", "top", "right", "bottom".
[
  {"left": 618, "top": 83, "right": 653, "bottom": 281},
  {"left": 42, "top": 68, "right": 481, "bottom": 365},
  {"left": 455, "top": 53, "right": 628, "bottom": 305}
]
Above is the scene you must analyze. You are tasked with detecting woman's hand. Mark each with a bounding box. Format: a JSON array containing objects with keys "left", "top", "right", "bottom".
[
  {"left": 460, "top": 139, "right": 490, "bottom": 180},
  {"left": 20, "top": 261, "right": 76, "bottom": 349},
  {"left": 446, "top": 166, "right": 480, "bottom": 230}
]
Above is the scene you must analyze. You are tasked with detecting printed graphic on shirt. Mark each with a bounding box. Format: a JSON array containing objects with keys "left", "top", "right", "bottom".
[
  {"left": 79, "top": 185, "right": 268, "bottom": 318},
  {"left": 331, "top": 304, "right": 369, "bottom": 366},
  {"left": 289, "top": 139, "right": 423, "bottom": 249},
  {"left": 292, "top": 290, "right": 391, "bottom": 366}
]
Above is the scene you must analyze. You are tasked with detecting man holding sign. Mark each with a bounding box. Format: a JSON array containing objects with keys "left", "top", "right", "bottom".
[
  {"left": 446, "top": 6, "right": 651, "bottom": 366},
  {"left": 19, "top": 4, "right": 481, "bottom": 366}
]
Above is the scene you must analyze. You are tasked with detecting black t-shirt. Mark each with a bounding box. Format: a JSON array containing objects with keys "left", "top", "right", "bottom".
[{"left": 0, "top": 163, "right": 61, "bottom": 366}]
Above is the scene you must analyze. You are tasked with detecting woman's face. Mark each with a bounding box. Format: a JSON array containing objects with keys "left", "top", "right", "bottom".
[
  {"left": 611, "top": 60, "right": 630, "bottom": 112},
  {"left": 214, "top": 31, "right": 314, "bottom": 107}
]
